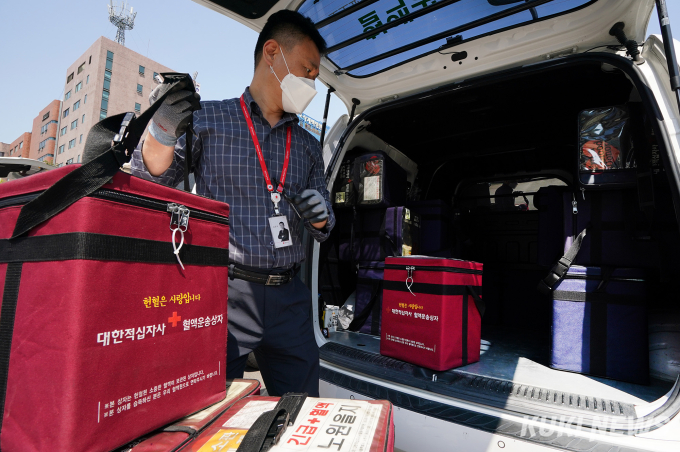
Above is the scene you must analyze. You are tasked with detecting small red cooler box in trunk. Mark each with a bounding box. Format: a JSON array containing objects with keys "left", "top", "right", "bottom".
[
  {"left": 0, "top": 166, "right": 230, "bottom": 452},
  {"left": 381, "top": 256, "right": 484, "bottom": 371}
]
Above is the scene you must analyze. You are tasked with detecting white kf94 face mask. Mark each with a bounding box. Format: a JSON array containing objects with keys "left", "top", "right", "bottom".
[{"left": 270, "top": 48, "right": 317, "bottom": 114}]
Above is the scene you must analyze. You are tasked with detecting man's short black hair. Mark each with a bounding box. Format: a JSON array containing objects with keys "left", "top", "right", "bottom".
[{"left": 254, "top": 10, "right": 327, "bottom": 70}]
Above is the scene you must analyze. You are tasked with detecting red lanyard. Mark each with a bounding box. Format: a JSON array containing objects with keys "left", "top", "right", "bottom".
[{"left": 240, "top": 95, "right": 291, "bottom": 195}]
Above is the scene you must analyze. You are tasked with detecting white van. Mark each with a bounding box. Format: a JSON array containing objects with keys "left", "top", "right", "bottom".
[{"left": 195, "top": 1, "right": 680, "bottom": 450}]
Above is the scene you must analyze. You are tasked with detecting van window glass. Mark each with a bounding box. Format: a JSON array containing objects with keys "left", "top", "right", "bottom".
[
  {"left": 298, "top": 0, "right": 596, "bottom": 76},
  {"left": 458, "top": 177, "right": 567, "bottom": 211}
]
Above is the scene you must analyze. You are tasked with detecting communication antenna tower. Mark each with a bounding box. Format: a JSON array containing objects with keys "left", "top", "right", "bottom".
[{"left": 108, "top": 1, "right": 136, "bottom": 47}]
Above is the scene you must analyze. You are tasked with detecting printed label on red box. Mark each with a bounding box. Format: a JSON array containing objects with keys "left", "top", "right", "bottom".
[{"left": 273, "top": 398, "right": 382, "bottom": 451}]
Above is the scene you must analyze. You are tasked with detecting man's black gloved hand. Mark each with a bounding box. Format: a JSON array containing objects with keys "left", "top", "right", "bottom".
[
  {"left": 148, "top": 80, "right": 201, "bottom": 146},
  {"left": 291, "top": 189, "right": 329, "bottom": 224}
]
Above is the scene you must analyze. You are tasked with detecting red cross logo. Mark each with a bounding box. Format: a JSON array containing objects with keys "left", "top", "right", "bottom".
[{"left": 168, "top": 312, "right": 181, "bottom": 327}]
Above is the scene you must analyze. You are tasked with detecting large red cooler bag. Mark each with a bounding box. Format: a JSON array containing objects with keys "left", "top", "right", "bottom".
[
  {"left": 381, "top": 256, "right": 484, "bottom": 371},
  {"left": 0, "top": 166, "right": 230, "bottom": 451},
  {"left": 119, "top": 379, "right": 260, "bottom": 452},
  {"left": 179, "top": 395, "right": 395, "bottom": 452},
  {"left": 0, "top": 74, "right": 230, "bottom": 452}
]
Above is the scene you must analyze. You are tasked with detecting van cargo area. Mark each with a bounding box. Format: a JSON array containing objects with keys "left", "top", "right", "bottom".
[{"left": 317, "top": 57, "right": 680, "bottom": 420}]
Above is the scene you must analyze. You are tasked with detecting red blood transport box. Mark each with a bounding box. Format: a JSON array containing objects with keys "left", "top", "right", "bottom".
[
  {"left": 118, "top": 379, "right": 261, "bottom": 451},
  {"left": 381, "top": 256, "right": 484, "bottom": 371},
  {"left": 180, "top": 396, "right": 395, "bottom": 451},
  {"left": 0, "top": 166, "right": 230, "bottom": 452}
]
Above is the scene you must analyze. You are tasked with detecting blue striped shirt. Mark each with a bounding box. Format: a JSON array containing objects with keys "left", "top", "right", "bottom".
[{"left": 131, "top": 87, "right": 335, "bottom": 269}]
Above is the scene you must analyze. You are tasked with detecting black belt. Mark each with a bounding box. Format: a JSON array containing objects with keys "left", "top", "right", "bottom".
[{"left": 229, "top": 264, "right": 299, "bottom": 286}]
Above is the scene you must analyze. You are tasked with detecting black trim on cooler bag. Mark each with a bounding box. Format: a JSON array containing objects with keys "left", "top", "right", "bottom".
[
  {"left": 552, "top": 290, "right": 646, "bottom": 305},
  {"left": 589, "top": 300, "right": 608, "bottom": 377},
  {"left": 0, "top": 233, "right": 229, "bottom": 266},
  {"left": 0, "top": 262, "right": 22, "bottom": 446},
  {"left": 462, "top": 291, "right": 468, "bottom": 365}
]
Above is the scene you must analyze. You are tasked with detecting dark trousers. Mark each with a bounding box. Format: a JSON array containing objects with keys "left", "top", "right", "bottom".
[{"left": 225, "top": 275, "right": 320, "bottom": 397}]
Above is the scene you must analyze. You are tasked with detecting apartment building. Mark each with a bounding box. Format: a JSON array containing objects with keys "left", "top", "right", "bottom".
[
  {"left": 54, "top": 36, "right": 173, "bottom": 166},
  {"left": 1, "top": 100, "right": 60, "bottom": 163},
  {"left": 5, "top": 133, "right": 32, "bottom": 159},
  {"left": 29, "top": 100, "right": 61, "bottom": 163}
]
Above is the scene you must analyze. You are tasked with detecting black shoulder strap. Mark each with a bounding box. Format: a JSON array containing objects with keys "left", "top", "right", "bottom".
[
  {"left": 348, "top": 280, "right": 382, "bottom": 332},
  {"left": 11, "top": 73, "right": 195, "bottom": 239},
  {"left": 537, "top": 227, "right": 588, "bottom": 295},
  {"left": 466, "top": 285, "right": 485, "bottom": 318},
  {"left": 349, "top": 207, "right": 358, "bottom": 266},
  {"left": 236, "top": 393, "right": 307, "bottom": 452},
  {"left": 184, "top": 122, "right": 194, "bottom": 192},
  {"left": 381, "top": 207, "right": 400, "bottom": 257}
]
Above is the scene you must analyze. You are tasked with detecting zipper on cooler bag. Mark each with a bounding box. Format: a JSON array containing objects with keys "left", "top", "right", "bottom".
[
  {"left": 94, "top": 189, "right": 228, "bottom": 225},
  {"left": 384, "top": 264, "right": 482, "bottom": 275},
  {"left": 0, "top": 188, "right": 229, "bottom": 225}
]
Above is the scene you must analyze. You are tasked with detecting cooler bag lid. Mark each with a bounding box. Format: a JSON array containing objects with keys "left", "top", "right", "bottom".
[{"left": 554, "top": 265, "right": 647, "bottom": 301}]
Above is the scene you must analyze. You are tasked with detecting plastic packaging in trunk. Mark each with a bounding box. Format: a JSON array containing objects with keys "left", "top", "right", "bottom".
[{"left": 579, "top": 106, "right": 635, "bottom": 185}]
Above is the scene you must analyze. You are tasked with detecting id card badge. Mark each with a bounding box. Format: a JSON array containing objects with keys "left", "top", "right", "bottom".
[{"left": 269, "top": 215, "right": 293, "bottom": 248}]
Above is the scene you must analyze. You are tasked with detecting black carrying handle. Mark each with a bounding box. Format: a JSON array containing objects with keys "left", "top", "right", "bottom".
[
  {"left": 11, "top": 73, "right": 196, "bottom": 239},
  {"left": 466, "top": 284, "right": 485, "bottom": 318},
  {"left": 236, "top": 393, "right": 307, "bottom": 452},
  {"left": 348, "top": 280, "right": 382, "bottom": 331},
  {"left": 184, "top": 114, "right": 194, "bottom": 192},
  {"left": 537, "top": 227, "right": 588, "bottom": 295},
  {"left": 381, "top": 207, "right": 400, "bottom": 257}
]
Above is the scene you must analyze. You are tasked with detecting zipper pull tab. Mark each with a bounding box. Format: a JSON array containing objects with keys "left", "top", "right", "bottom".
[
  {"left": 167, "top": 203, "right": 189, "bottom": 270},
  {"left": 168, "top": 203, "right": 180, "bottom": 230},
  {"left": 580, "top": 187, "right": 585, "bottom": 200},
  {"left": 178, "top": 206, "right": 190, "bottom": 232},
  {"left": 572, "top": 194, "right": 578, "bottom": 215},
  {"left": 405, "top": 266, "right": 416, "bottom": 297}
]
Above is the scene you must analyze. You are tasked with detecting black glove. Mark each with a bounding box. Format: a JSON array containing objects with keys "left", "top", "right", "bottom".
[{"left": 291, "top": 189, "right": 329, "bottom": 224}]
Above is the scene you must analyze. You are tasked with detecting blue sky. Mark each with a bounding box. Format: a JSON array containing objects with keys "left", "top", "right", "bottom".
[{"left": 0, "top": 0, "right": 679, "bottom": 143}]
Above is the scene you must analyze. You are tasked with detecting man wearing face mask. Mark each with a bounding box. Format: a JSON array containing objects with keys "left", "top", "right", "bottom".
[{"left": 130, "top": 10, "right": 334, "bottom": 397}]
